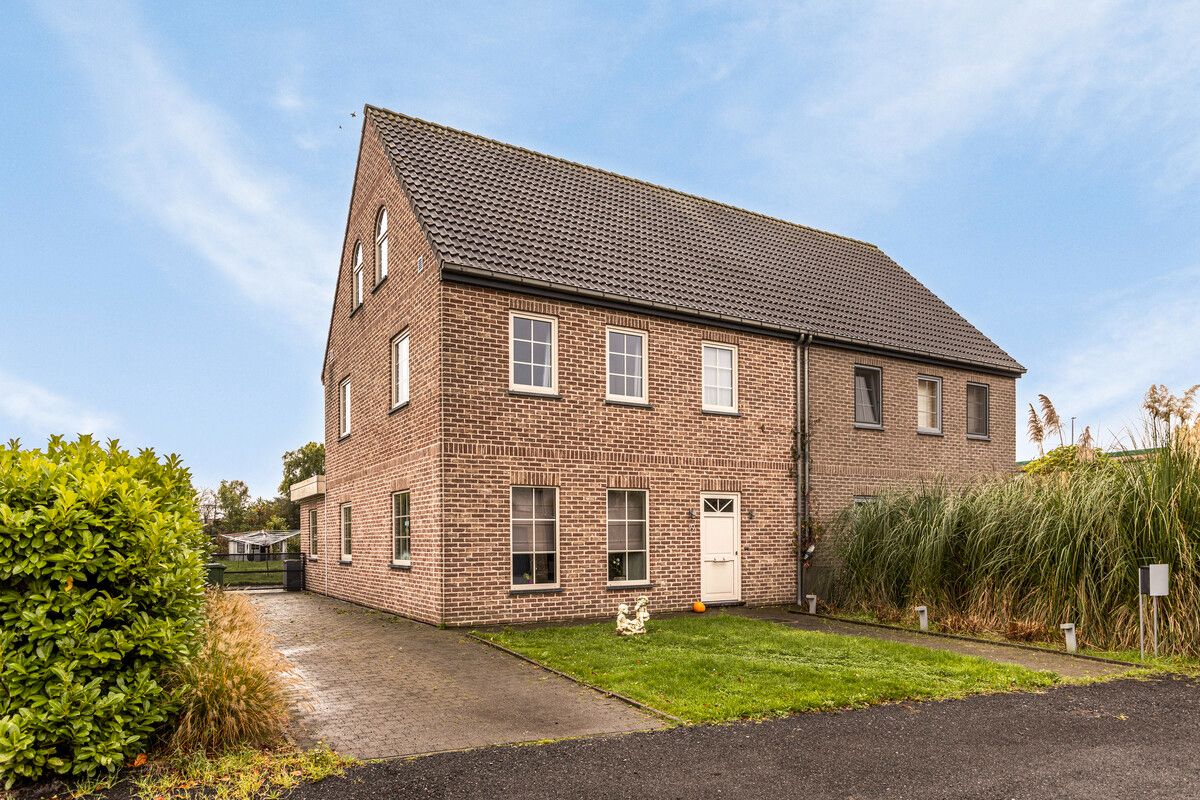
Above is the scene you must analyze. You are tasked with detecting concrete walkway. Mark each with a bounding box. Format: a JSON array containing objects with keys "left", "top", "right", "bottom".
[
  {"left": 250, "top": 592, "right": 663, "bottom": 759},
  {"left": 731, "top": 605, "right": 1133, "bottom": 679}
]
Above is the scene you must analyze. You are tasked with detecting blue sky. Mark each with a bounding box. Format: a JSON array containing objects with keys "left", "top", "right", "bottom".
[{"left": 3, "top": 1, "right": 1198, "bottom": 497}]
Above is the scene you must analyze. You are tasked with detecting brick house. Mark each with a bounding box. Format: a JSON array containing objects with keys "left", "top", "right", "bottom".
[{"left": 290, "top": 105, "right": 1023, "bottom": 626}]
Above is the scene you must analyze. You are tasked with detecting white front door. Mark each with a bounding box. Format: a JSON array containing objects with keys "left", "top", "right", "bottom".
[{"left": 700, "top": 494, "right": 740, "bottom": 603}]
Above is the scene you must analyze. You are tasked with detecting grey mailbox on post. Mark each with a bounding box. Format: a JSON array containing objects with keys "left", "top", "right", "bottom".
[{"left": 1138, "top": 563, "right": 1169, "bottom": 658}]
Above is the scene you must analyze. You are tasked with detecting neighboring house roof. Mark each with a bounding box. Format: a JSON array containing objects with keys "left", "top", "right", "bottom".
[
  {"left": 366, "top": 105, "right": 1024, "bottom": 375},
  {"left": 221, "top": 530, "right": 300, "bottom": 547}
]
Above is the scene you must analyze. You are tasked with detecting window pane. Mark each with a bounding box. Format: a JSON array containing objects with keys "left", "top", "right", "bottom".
[
  {"left": 626, "top": 521, "right": 646, "bottom": 550},
  {"left": 626, "top": 491, "right": 646, "bottom": 520},
  {"left": 608, "top": 552, "right": 626, "bottom": 582},
  {"left": 626, "top": 376, "right": 642, "bottom": 399},
  {"left": 608, "top": 522, "right": 625, "bottom": 550},
  {"left": 513, "top": 363, "right": 532, "bottom": 386},
  {"left": 514, "top": 340, "right": 532, "bottom": 363},
  {"left": 379, "top": 237, "right": 388, "bottom": 278},
  {"left": 535, "top": 553, "right": 556, "bottom": 584},
  {"left": 626, "top": 551, "right": 647, "bottom": 581},
  {"left": 855, "top": 369, "right": 880, "bottom": 425},
  {"left": 512, "top": 554, "right": 533, "bottom": 584},
  {"left": 703, "top": 498, "right": 719, "bottom": 513},
  {"left": 608, "top": 350, "right": 622, "bottom": 372},
  {"left": 531, "top": 342, "right": 550, "bottom": 367},
  {"left": 626, "top": 335, "right": 642, "bottom": 357},
  {"left": 512, "top": 522, "right": 533, "bottom": 552},
  {"left": 534, "top": 488, "right": 556, "bottom": 519},
  {"left": 513, "top": 316, "right": 531, "bottom": 340},
  {"left": 609, "top": 374, "right": 624, "bottom": 395},
  {"left": 531, "top": 319, "right": 552, "bottom": 343},
  {"left": 534, "top": 521, "right": 556, "bottom": 551},
  {"left": 512, "top": 487, "right": 533, "bottom": 518}
]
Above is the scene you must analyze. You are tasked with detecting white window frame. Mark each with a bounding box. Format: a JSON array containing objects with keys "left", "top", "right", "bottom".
[
  {"left": 917, "top": 375, "right": 942, "bottom": 435},
  {"left": 853, "top": 365, "right": 883, "bottom": 428},
  {"left": 605, "top": 326, "right": 648, "bottom": 404},
  {"left": 966, "top": 382, "right": 991, "bottom": 439},
  {"left": 308, "top": 507, "right": 318, "bottom": 558},
  {"left": 391, "top": 331, "right": 410, "bottom": 409},
  {"left": 701, "top": 342, "right": 738, "bottom": 413},
  {"left": 392, "top": 491, "right": 411, "bottom": 566},
  {"left": 338, "top": 377, "right": 351, "bottom": 438},
  {"left": 340, "top": 503, "right": 352, "bottom": 562},
  {"left": 375, "top": 207, "right": 389, "bottom": 283},
  {"left": 510, "top": 486, "right": 559, "bottom": 589},
  {"left": 508, "top": 311, "right": 558, "bottom": 395},
  {"left": 606, "top": 489, "right": 650, "bottom": 586},
  {"left": 351, "top": 241, "right": 364, "bottom": 308}
]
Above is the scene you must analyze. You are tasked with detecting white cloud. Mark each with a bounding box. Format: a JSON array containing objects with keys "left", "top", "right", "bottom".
[
  {"left": 0, "top": 370, "right": 115, "bottom": 439},
  {"left": 38, "top": 2, "right": 336, "bottom": 330},
  {"left": 1017, "top": 267, "right": 1200, "bottom": 457}
]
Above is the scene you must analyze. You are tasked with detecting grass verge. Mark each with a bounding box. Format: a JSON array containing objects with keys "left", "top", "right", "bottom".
[{"left": 476, "top": 613, "right": 1058, "bottom": 723}]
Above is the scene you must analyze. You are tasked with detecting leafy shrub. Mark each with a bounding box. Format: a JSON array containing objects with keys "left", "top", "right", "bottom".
[
  {"left": 831, "top": 439, "right": 1200, "bottom": 656},
  {"left": 1021, "top": 444, "right": 1114, "bottom": 475},
  {"left": 0, "top": 436, "right": 206, "bottom": 787},
  {"left": 168, "top": 590, "right": 289, "bottom": 754}
]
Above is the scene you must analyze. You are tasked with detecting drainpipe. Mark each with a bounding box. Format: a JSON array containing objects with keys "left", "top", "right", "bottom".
[{"left": 795, "top": 333, "right": 813, "bottom": 605}]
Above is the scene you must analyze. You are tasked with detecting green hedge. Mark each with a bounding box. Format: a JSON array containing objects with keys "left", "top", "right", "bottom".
[{"left": 0, "top": 436, "right": 207, "bottom": 787}]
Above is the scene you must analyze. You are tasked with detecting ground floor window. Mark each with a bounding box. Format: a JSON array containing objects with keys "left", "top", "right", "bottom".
[
  {"left": 308, "top": 508, "right": 318, "bottom": 556},
  {"left": 340, "top": 503, "right": 352, "bottom": 561},
  {"left": 392, "top": 491, "right": 411, "bottom": 564},
  {"left": 607, "top": 489, "right": 648, "bottom": 584},
  {"left": 511, "top": 486, "right": 557, "bottom": 587}
]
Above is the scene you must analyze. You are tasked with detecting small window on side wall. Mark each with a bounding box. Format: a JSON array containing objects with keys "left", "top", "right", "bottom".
[
  {"left": 392, "top": 491, "right": 411, "bottom": 564},
  {"left": 854, "top": 366, "right": 882, "bottom": 427},
  {"left": 351, "top": 241, "right": 364, "bottom": 309},
  {"left": 339, "top": 377, "right": 351, "bottom": 437},
  {"left": 340, "top": 503, "right": 352, "bottom": 561},
  {"left": 375, "top": 207, "right": 389, "bottom": 283},
  {"left": 702, "top": 343, "right": 737, "bottom": 413},
  {"left": 510, "top": 313, "right": 557, "bottom": 394},
  {"left": 967, "top": 383, "right": 990, "bottom": 438},
  {"left": 917, "top": 376, "right": 942, "bottom": 434},
  {"left": 308, "top": 508, "right": 318, "bottom": 557},
  {"left": 392, "top": 332, "right": 410, "bottom": 409}
]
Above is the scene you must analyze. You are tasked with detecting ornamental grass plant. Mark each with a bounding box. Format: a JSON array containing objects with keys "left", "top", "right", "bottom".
[{"left": 830, "top": 438, "right": 1200, "bottom": 656}]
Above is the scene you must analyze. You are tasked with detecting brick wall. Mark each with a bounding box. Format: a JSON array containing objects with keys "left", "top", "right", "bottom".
[{"left": 305, "top": 117, "right": 444, "bottom": 625}]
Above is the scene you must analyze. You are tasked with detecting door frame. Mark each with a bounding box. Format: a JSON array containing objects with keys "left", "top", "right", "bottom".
[{"left": 699, "top": 492, "right": 741, "bottom": 603}]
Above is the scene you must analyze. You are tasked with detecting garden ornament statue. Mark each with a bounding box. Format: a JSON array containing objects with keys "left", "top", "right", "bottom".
[{"left": 616, "top": 596, "right": 651, "bottom": 635}]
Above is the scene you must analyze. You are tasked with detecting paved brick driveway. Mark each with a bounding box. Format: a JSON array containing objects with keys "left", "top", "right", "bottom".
[{"left": 250, "top": 592, "right": 663, "bottom": 758}]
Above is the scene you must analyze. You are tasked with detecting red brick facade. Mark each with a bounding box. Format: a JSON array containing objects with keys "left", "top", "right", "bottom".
[{"left": 300, "top": 116, "right": 1019, "bottom": 626}]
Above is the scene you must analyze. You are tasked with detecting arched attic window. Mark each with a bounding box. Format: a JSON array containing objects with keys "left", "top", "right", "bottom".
[
  {"left": 375, "top": 207, "right": 389, "bottom": 283},
  {"left": 352, "top": 240, "right": 364, "bottom": 309}
]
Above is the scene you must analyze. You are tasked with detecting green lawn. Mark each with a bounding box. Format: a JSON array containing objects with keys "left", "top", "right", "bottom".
[
  {"left": 477, "top": 613, "right": 1059, "bottom": 723},
  {"left": 220, "top": 559, "right": 286, "bottom": 586}
]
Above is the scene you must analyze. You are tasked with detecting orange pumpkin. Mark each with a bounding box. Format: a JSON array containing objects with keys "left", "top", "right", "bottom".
[{"left": 692, "top": 601, "right": 706, "bottom": 613}]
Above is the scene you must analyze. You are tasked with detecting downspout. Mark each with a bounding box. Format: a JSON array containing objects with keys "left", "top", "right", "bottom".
[{"left": 795, "top": 333, "right": 813, "bottom": 605}]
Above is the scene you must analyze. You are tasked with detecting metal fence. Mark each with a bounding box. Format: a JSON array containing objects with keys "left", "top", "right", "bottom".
[{"left": 209, "top": 551, "right": 299, "bottom": 590}]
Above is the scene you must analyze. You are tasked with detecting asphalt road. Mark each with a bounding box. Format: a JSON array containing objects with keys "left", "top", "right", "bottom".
[{"left": 289, "top": 676, "right": 1200, "bottom": 800}]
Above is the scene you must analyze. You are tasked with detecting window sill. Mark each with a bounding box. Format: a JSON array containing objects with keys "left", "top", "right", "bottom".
[
  {"left": 605, "top": 398, "right": 653, "bottom": 409},
  {"left": 307, "top": 556, "right": 319, "bottom": 562},
  {"left": 508, "top": 389, "right": 563, "bottom": 400},
  {"left": 967, "top": 434, "right": 992, "bottom": 442},
  {"left": 854, "top": 423, "right": 884, "bottom": 431},
  {"left": 338, "top": 432, "right": 351, "bottom": 442},
  {"left": 702, "top": 408, "right": 740, "bottom": 417},
  {"left": 917, "top": 430, "right": 944, "bottom": 437},
  {"left": 606, "top": 582, "right": 653, "bottom": 591},
  {"left": 388, "top": 400, "right": 410, "bottom": 416},
  {"left": 509, "top": 585, "right": 563, "bottom": 595},
  {"left": 337, "top": 558, "right": 352, "bottom": 566},
  {"left": 389, "top": 561, "right": 412, "bottom": 571},
  {"left": 371, "top": 275, "right": 389, "bottom": 294},
  {"left": 349, "top": 303, "right": 363, "bottom": 319}
]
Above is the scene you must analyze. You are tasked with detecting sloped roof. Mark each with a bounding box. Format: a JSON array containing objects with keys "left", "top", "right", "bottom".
[{"left": 366, "top": 105, "right": 1023, "bottom": 374}]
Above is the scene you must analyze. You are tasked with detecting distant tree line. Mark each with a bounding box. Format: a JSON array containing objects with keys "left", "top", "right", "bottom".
[{"left": 197, "top": 442, "right": 324, "bottom": 545}]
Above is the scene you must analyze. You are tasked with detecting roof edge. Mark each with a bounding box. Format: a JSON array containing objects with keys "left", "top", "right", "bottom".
[
  {"left": 364, "top": 104, "right": 881, "bottom": 252},
  {"left": 441, "top": 262, "right": 1026, "bottom": 377}
]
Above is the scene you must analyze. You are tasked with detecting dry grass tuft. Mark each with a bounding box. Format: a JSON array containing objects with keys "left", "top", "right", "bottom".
[{"left": 168, "top": 590, "right": 290, "bottom": 755}]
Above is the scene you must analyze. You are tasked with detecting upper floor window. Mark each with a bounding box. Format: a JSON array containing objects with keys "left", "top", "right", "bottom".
[
  {"left": 510, "top": 312, "right": 557, "bottom": 395},
  {"left": 607, "top": 490, "right": 648, "bottom": 584},
  {"left": 351, "top": 241, "right": 364, "bottom": 308},
  {"left": 511, "top": 486, "right": 557, "bottom": 587},
  {"left": 702, "top": 343, "right": 737, "bottom": 413},
  {"left": 917, "top": 376, "right": 942, "bottom": 434},
  {"left": 338, "top": 377, "right": 351, "bottom": 437},
  {"left": 392, "top": 491, "right": 411, "bottom": 565},
  {"left": 308, "top": 507, "right": 318, "bottom": 557},
  {"left": 340, "top": 503, "right": 352, "bottom": 561},
  {"left": 967, "top": 383, "right": 990, "bottom": 439},
  {"left": 375, "top": 207, "right": 389, "bottom": 283},
  {"left": 391, "top": 332, "right": 410, "bottom": 409},
  {"left": 606, "top": 327, "right": 647, "bottom": 404},
  {"left": 854, "top": 365, "right": 882, "bottom": 427}
]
